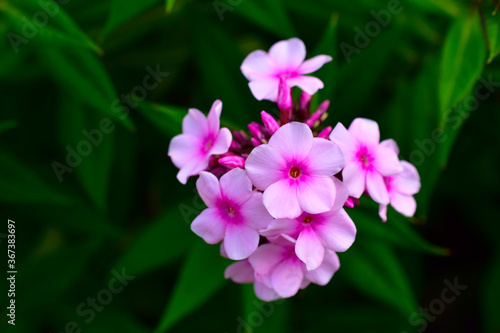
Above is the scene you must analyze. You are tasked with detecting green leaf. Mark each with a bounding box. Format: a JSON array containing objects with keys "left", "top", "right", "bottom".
[
  {"left": 340, "top": 240, "right": 418, "bottom": 316},
  {"left": 313, "top": 13, "right": 339, "bottom": 102},
  {"left": 232, "top": 0, "right": 295, "bottom": 38},
  {"left": 40, "top": 48, "right": 134, "bottom": 130},
  {"left": 0, "top": 119, "right": 17, "bottom": 135},
  {"left": 57, "top": 96, "right": 114, "bottom": 211},
  {"left": 1, "top": 0, "right": 101, "bottom": 54},
  {"left": 0, "top": 151, "right": 71, "bottom": 206},
  {"left": 166, "top": 0, "right": 175, "bottom": 13},
  {"left": 17, "top": 238, "right": 103, "bottom": 311},
  {"left": 241, "top": 284, "right": 290, "bottom": 333},
  {"left": 154, "top": 242, "right": 229, "bottom": 333},
  {"left": 487, "top": 14, "right": 500, "bottom": 63},
  {"left": 139, "top": 101, "right": 185, "bottom": 137},
  {"left": 481, "top": 251, "right": 500, "bottom": 333},
  {"left": 102, "top": 0, "right": 162, "bottom": 38},
  {"left": 114, "top": 205, "right": 196, "bottom": 278},
  {"left": 347, "top": 200, "right": 447, "bottom": 256},
  {"left": 439, "top": 12, "right": 486, "bottom": 119}
]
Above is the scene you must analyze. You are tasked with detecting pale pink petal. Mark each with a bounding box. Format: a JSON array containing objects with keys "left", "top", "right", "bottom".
[
  {"left": 348, "top": 118, "right": 380, "bottom": 145},
  {"left": 168, "top": 134, "right": 201, "bottom": 169},
  {"left": 241, "top": 50, "right": 275, "bottom": 81},
  {"left": 391, "top": 192, "right": 417, "bottom": 217},
  {"left": 176, "top": 158, "right": 209, "bottom": 185},
  {"left": 249, "top": 244, "right": 288, "bottom": 286},
  {"left": 366, "top": 171, "right": 390, "bottom": 204},
  {"left": 254, "top": 281, "right": 281, "bottom": 301},
  {"left": 332, "top": 177, "right": 350, "bottom": 211},
  {"left": 304, "top": 138, "right": 344, "bottom": 176},
  {"left": 313, "top": 209, "right": 356, "bottom": 252},
  {"left": 342, "top": 163, "right": 366, "bottom": 198},
  {"left": 373, "top": 146, "right": 402, "bottom": 176},
  {"left": 305, "top": 250, "right": 340, "bottom": 286},
  {"left": 191, "top": 208, "right": 226, "bottom": 244},
  {"left": 297, "top": 176, "right": 335, "bottom": 214},
  {"left": 295, "top": 225, "right": 325, "bottom": 271},
  {"left": 329, "top": 122, "right": 357, "bottom": 161},
  {"left": 268, "top": 38, "right": 306, "bottom": 71},
  {"left": 239, "top": 192, "right": 274, "bottom": 231},
  {"left": 286, "top": 76, "right": 324, "bottom": 95},
  {"left": 196, "top": 171, "right": 221, "bottom": 207},
  {"left": 380, "top": 138, "right": 399, "bottom": 155},
  {"left": 209, "top": 127, "right": 232, "bottom": 155},
  {"left": 270, "top": 257, "right": 304, "bottom": 298},
  {"left": 182, "top": 108, "right": 208, "bottom": 136},
  {"left": 224, "top": 223, "right": 260, "bottom": 260},
  {"left": 219, "top": 168, "right": 253, "bottom": 206},
  {"left": 248, "top": 78, "right": 280, "bottom": 101},
  {"left": 393, "top": 161, "right": 421, "bottom": 195},
  {"left": 298, "top": 55, "right": 332, "bottom": 74},
  {"left": 207, "top": 100, "right": 222, "bottom": 134},
  {"left": 224, "top": 260, "right": 254, "bottom": 283},
  {"left": 245, "top": 144, "right": 286, "bottom": 190},
  {"left": 260, "top": 218, "right": 302, "bottom": 239},
  {"left": 300, "top": 280, "right": 311, "bottom": 289},
  {"left": 379, "top": 204, "right": 388, "bottom": 222},
  {"left": 268, "top": 122, "right": 313, "bottom": 161},
  {"left": 263, "top": 179, "right": 302, "bottom": 219}
]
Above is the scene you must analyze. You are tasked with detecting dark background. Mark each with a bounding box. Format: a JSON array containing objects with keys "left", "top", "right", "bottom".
[{"left": 1, "top": 0, "right": 499, "bottom": 332}]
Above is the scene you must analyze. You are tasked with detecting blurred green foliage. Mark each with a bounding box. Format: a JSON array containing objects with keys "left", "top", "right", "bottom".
[{"left": 1, "top": 0, "right": 500, "bottom": 332}]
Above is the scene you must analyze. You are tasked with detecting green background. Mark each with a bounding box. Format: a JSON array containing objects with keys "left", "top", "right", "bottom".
[{"left": 1, "top": 0, "right": 500, "bottom": 332}]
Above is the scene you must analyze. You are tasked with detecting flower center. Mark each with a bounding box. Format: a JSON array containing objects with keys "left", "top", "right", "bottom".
[
  {"left": 360, "top": 154, "right": 369, "bottom": 167},
  {"left": 225, "top": 206, "right": 235, "bottom": 217},
  {"left": 302, "top": 216, "right": 313, "bottom": 223},
  {"left": 289, "top": 166, "right": 301, "bottom": 178},
  {"left": 204, "top": 139, "right": 213, "bottom": 152}
]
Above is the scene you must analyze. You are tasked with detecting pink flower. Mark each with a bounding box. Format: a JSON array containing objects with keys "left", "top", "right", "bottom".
[
  {"left": 329, "top": 118, "right": 402, "bottom": 205},
  {"left": 248, "top": 236, "right": 340, "bottom": 300},
  {"left": 260, "top": 178, "right": 356, "bottom": 270},
  {"left": 190, "top": 168, "right": 273, "bottom": 260},
  {"left": 168, "top": 100, "right": 232, "bottom": 184},
  {"left": 245, "top": 122, "right": 345, "bottom": 219},
  {"left": 240, "top": 38, "right": 332, "bottom": 102},
  {"left": 377, "top": 139, "right": 421, "bottom": 222}
]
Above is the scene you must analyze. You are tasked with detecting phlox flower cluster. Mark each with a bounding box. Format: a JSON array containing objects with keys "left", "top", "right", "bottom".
[{"left": 168, "top": 38, "right": 420, "bottom": 301}]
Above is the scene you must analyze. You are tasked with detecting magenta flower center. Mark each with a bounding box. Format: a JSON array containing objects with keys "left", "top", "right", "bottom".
[
  {"left": 289, "top": 166, "right": 301, "bottom": 178},
  {"left": 302, "top": 216, "right": 313, "bottom": 223},
  {"left": 225, "top": 205, "right": 235, "bottom": 217},
  {"left": 204, "top": 139, "right": 213, "bottom": 152},
  {"left": 356, "top": 146, "right": 373, "bottom": 170}
]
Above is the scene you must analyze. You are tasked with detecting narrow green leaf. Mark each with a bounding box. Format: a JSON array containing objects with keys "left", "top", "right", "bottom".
[
  {"left": 40, "top": 48, "right": 134, "bottom": 130},
  {"left": 313, "top": 13, "right": 339, "bottom": 102},
  {"left": 481, "top": 252, "right": 500, "bottom": 333},
  {"left": 241, "top": 284, "right": 290, "bottom": 333},
  {"left": 0, "top": 151, "right": 71, "bottom": 206},
  {"left": 1, "top": 0, "right": 101, "bottom": 54},
  {"left": 0, "top": 119, "right": 17, "bottom": 135},
  {"left": 154, "top": 242, "right": 229, "bottom": 333},
  {"left": 232, "top": 0, "right": 295, "bottom": 38},
  {"left": 347, "top": 200, "right": 447, "bottom": 256},
  {"left": 439, "top": 12, "right": 486, "bottom": 119},
  {"left": 487, "top": 15, "right": 500, "bottom": 63},
  {"left": 17, "top": 238, "right": 103, "bottom": 311},
  {"left": 166, "top": 0, "right": 175, "bottom": 13},
  {"left": 139, "top": 102, "right": 185, "bottom": 137},
  {"left": 340, "top": 240, "right": 418, "bottom": 316},
  {"left": 58, "top": 95, "right": 114, "bottom": 211},
  {"left": 102, "top": 0, "right": 162, "bottom": 38},
  {"left": 114, "top": 205, "right": 196, "bottom": 278}
]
